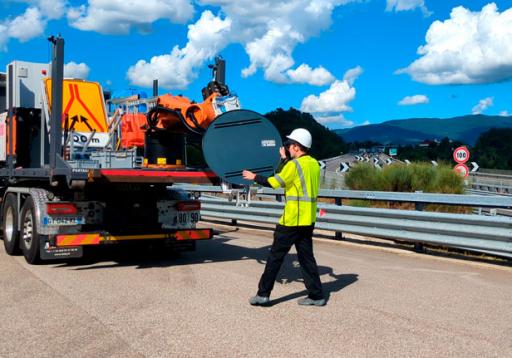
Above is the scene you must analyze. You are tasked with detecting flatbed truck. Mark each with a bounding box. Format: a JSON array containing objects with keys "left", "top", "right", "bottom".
[
  {"left": 0, "top": 36, "right": 281, "bottom": 265},
  {"left": 0, "top": 37, "right": 222, "bottom": 264}
]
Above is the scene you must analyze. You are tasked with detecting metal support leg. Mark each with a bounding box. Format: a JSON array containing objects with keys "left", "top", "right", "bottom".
[
  {"left": 334, "top": 197, "right": 343, "bottom": 240},
  {"left": 414, "top": 242, "right": 425, "bottom": 253},
  {"left": 414, "top": 201, "right": 425, "bottom": 252}
]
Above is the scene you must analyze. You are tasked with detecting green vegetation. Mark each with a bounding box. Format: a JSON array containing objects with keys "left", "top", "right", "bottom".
[
  {"left": 391, "top": 129, "right": 512, "bottom": 171},
  {"left": 343, "top": 162, "right": 466, "bottom": 212},
  {"left": 344, "top": 162, "right": 464, "bottom": 194},
  {"left": 473, "top": 128, "right": 512, "bottom": 170},
  {"left": 396, "top": 137, "right": 465, "bottom": 163},
  {"left": 265, "top": 108, "right": 348, "bottom": 159}
]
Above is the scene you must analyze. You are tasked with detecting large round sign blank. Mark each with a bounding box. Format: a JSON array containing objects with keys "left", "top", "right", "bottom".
[
  {"left": 453, "top": 146, "right": 470, "bottom": 164},
  {"left": 202, "top": 109, "right": 282, "bottom": 185},
  {"left": 454, "top": 163, "right": 469, "bottom": 177}
]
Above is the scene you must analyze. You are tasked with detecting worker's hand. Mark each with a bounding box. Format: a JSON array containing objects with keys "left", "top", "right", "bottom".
[
  {"left": 242, "top": 170, "right": 256, "bottom": 181},
  {"left": 279, "top": 147, "right": 287, "bottom": 159}
]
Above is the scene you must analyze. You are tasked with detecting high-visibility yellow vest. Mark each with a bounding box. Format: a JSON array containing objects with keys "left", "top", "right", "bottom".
[{"left": 267, "top": 155, "right": 320, "bottom": 226}]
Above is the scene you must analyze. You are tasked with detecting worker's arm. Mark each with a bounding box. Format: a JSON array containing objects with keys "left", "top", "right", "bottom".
[
  {"left": 243, "top": 146, "right": 289, "bottom": 187},
  {"left": 241, "top": 170, "right": 275, "bottom": 187},
  {"left": 266, "top": 160, "right": 297, "bottom": 189},
  {"left": 251, "top": 157, "right": 289, "bottom": 187}
]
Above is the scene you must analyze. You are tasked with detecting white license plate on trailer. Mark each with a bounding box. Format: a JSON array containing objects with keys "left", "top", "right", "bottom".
[
  {"left": 43, "top": 216, "right": 84, "bottom": 226},
  {"left": 176, "top": 211, "right": 200, "bottom": 227}
]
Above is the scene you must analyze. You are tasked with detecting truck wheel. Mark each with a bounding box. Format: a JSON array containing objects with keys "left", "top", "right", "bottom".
[
  {"left": 2, "top": 193, "right": 21, "bottom": 255},
  {"left": 20, "top": 196, "right": 41, "bottom": 264}
]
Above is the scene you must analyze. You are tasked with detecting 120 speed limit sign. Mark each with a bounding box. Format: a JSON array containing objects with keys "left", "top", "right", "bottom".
[
  {"left": 453, "top": 163, "right": 469, "bottom": 177},
  {"left": 453, "top": 146, "right": 470, "bottom": 164}
]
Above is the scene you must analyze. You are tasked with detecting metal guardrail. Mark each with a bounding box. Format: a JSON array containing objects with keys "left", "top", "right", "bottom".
[
  {"left": 200, "top": 197, "right": 512, "bottom": 259},
  {"left": 176, "top": 184, "right": 512, "bottom": 208},
  {"left": 469, "top": 172, "right": 512, "bottom": 194},
  {"left": 470, "top": 182, "right": 512, "bottom": 195},
  {"left": 174, "top": 185, "right": 512, "bottom": 259}
]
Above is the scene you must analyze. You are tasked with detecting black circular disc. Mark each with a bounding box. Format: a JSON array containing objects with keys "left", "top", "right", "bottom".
[{"left": 202, "top": 109, "right": 282, "bottom": 185}]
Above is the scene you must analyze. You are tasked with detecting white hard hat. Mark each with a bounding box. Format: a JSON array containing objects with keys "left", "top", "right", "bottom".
[{"left": 286, "top": 128, "right": 312, "bottom": 149}]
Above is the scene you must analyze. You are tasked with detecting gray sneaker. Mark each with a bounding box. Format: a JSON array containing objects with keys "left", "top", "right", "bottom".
[
  {"left": 249, "top": 295, "right": 270, "bottom": 306},
  {"left": 298, "top": 297, "right": 326, "bottom": 306}
]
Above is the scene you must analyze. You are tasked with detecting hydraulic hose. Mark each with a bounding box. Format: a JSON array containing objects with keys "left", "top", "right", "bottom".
[{"left": 146, "top": 106, "right": 204, "bottom": 136}]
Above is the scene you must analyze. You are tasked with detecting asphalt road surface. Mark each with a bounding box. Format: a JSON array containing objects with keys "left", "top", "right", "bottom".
[{"left": 1, "top": 224, "right": 511, "bottom": 357}]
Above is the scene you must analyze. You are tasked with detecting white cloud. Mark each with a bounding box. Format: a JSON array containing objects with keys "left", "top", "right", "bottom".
[
  {"left": 300, "top": 66, "right": 362, "bottom": 127},
  {"left": 127, "top": 0, "right": 353, "bottom": 88},
  {"left": 301, "top": 80, "right": 355, "bottom": 113},
  {"left": 314, "top": 114, "right": 354, "bottom": 127},
  {"left": 0, "top": 1, "right": 67, "bottom": 50},
  {"left": 301, "top": 66, "right": 362, "bottom": 113},
  {"left": 386, "top": 0, "right": 431, "bottom": 16},
  {"left": 472, "top": 97, "right": 493, "bottom": 115},
  {"left": 36, "top": 0, "right": 66, "bottom": 19},
  {"left": 0, "top": 24, "right": 9, "bottom": 51},
  {"left": 362, "top": 120, "right": 371, "bottom": 125},
  {"left": 499, "top": 110, "right": 510, "bottom": 116},
  {"left": 398, "top": 94, "right": 429, "bottom": 105},
  {"left": 398, "top": 4, "right": 512, "bottom": 85},
  {"left": 127, "top": 11, "right": 232, "bottom": 89},
  {"left": 7, "top": 7, "right": 45, "bottom": 42},
  {"left": 343, "top": 65, "right": 363, "bottom": 85},
  {"left": 286, "top": 64, "right": 335, "bottom": 86},
  {"left": 68, "top": 0, "right": 194, "bottom": 34},
  {"left": 64, "top": 62, "right": 90, "bottom": 79}
]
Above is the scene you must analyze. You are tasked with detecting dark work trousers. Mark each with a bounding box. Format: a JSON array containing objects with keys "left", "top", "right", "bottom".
[{"left": 257, "top": 224, "right": 324, "bottom": 300}]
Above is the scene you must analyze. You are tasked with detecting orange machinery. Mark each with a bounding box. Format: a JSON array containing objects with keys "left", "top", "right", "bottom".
[{"left": 117, "top": 57, "right": 239, "bottom": 168}]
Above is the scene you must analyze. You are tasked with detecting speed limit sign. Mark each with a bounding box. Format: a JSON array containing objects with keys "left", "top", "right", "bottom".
[
  {"left": 453, "top": 146, "right": 470, "bottom": 164},
  {"left": 454, "top": 163, "right": 469, "bottom": 177}
]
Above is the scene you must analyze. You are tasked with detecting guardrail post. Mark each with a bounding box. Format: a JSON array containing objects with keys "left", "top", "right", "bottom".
[
  {"left": 414, "top": 202, "right": 425, "bottom": 252},
  {"left": 334, "top": 197, "right": 343, "bottom": 240},
  {"left": 231, "top": 219, "right": 238, "bottom": 226}
]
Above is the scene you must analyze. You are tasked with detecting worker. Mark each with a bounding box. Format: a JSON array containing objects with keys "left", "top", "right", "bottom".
[{"left": 242, "top": 128, "right": 325, "bottom": 306}]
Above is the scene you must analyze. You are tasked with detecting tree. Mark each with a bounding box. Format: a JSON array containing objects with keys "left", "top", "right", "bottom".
[
  {"left": 265, "top": 108, "right": 348, "bottom": 159},
  {"left": 473, "top": 128, "right": 512, "bottom": 170}
]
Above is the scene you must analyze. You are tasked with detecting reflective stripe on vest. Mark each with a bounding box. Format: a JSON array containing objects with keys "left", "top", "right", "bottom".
[
  {"left": 288, "top": 159, "right": 309, "bottom": 201},
  {"left": 274, "top": 174, "right": 286, "bottom": 187},
  {"left": 286, "top": 196, "right": 317, "bottom": 202}
]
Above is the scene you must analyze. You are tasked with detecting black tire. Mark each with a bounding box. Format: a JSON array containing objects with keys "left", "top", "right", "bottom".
[
  {"left": 2, "top": 193, "right": 21, "bottom": 255},
  {"left": 20, "top": 196, "right": 41, "bottom": 264}
]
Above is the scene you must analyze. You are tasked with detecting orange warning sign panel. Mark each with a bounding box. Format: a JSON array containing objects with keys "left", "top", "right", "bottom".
[
  {"left": 45, "top": 79, "right": 108, "bottom": 133},
  {"left": 56, "top": 233, "right": 101, "bottom": 247}
]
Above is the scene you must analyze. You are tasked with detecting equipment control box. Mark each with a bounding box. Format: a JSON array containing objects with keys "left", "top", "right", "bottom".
[{"left": 6, "top": 61, "right": 49, "bottom": 110}]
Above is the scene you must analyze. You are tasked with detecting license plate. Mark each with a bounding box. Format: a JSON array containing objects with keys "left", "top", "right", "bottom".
[
  {"left": 176, "top": 211, "right": 200, "bottom": 226},
  {"left": 43, "top": 216, "right": 84, "bottom": 226}
]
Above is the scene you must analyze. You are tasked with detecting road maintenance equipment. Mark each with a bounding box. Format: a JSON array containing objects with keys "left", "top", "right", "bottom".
[{"left": 0, "top": 36, "right": 282, "bottom": 264}]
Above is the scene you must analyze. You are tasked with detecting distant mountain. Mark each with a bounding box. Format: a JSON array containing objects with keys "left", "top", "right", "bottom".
[
  {"left": 336, "top": 123, "right": 432, "bottom": 145},
  {"left": 335, "top": 114, "right": 512, "bottom": 145}
]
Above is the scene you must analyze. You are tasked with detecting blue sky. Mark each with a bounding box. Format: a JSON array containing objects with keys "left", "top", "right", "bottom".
[{"left": 1, "top": 0, "right": 512, "bottom": 129}]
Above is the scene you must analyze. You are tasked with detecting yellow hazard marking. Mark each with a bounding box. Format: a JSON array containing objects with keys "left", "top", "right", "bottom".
[
  {"left": 100, "top": 234, "right": 172, "bottom": 242},
  {"left": 45, "top": 79, "right": 108, "bottom": 133}
]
